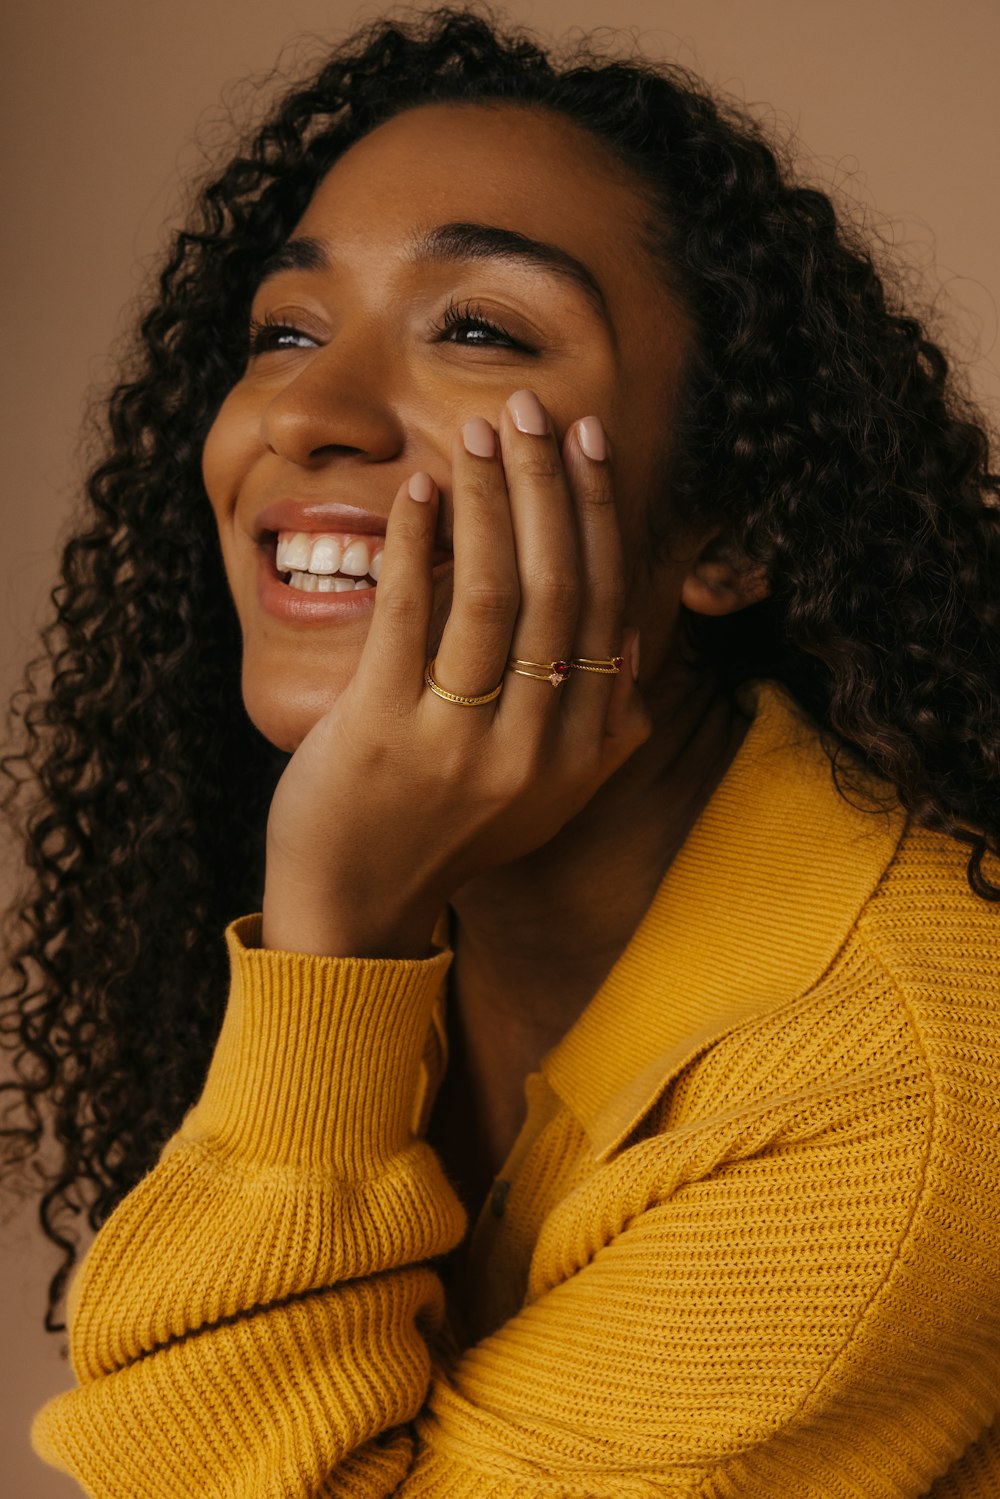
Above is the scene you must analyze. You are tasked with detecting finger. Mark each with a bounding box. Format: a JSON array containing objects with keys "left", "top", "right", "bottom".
[
  {"left": 356, "top": 471, "right": 440, "bottom": 703},
  {"left": 496, "top": 389, "right": 580, "bottom": 718},
  {"left": 431, "top": 416, "right": 519, "bottom": 704},
  {"left": 559, "top": 415, "right": 627, "bottom": 736}
]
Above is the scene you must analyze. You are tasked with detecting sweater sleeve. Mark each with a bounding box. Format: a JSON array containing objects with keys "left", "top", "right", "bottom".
[{"left": 32, "top": 917, "right": 466, "bottom": 1497}]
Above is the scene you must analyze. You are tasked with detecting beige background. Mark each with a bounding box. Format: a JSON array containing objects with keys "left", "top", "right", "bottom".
[{"left": 2, "top": 1, "right": 998, "bottom": 1492}]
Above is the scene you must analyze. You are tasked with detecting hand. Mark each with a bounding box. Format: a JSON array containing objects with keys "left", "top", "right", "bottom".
[{"left": 262, "top": 390, "right": 651, "bottom": 958}]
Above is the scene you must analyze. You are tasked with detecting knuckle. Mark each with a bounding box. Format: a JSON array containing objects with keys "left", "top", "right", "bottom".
[
  {"left": 376, "top": 584, "right": 419, "bottom": 623},
  {"left": 580, "top": 476, "right": 616, "bottom": 509},
  {"left": 390, "top": 512, "right": 430, "bottom": 548},
  {"left": 517, "top": 450, "right": 563, "bottom": 485},
  {"left": 462, "top": 468, "right": 501, "bottom": 510},
  {"left": 499, "top": 753, "right": 541, "bottom": 801},
  {"left": 464, "top": 576, "right": 519, "bottom": 619},
  {"left": 534, "top": 571, "right": 579, "bottom": 610},
  {"left": 590, "top": 574, "right": 626, "bottom": 614}
]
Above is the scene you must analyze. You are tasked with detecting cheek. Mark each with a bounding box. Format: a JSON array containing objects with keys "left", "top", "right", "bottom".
[
  {"left": 602, "top": 426, "right": 690, "bottom": 664},
  {"left": 201, "top": 387, "right": 257, "bottom": 521},
  {"left": 605, "top": 432, "right": 664, "bottom": 567}
]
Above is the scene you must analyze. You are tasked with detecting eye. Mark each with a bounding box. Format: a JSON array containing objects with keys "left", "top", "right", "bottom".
[
  {"left": 247, "top": 314, "right": 319, "bottom": 356},
  {"left": 434, "top": 299, "right": 535, "bottom": 354}
]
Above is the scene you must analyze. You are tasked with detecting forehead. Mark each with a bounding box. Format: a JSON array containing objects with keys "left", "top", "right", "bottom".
[{"left": 293, "top": 102, "right": 673, "bottom": 321}]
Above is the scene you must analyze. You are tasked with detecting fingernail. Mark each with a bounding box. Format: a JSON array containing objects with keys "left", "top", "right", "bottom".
[
  {"left": 408, "top": 471, "right": 435, "bottom": 503},
  {"left": 463, "top": 417, "right": 496, "bottom": 458},
  {"left": 507, "top": 389, "right": 548, "bottom": 435},
  {"left": 577, "top": 416, "right": 608, "bottom": 462},
  {"left": 629, "top": 630, "right": 640, "bottom": 682}
]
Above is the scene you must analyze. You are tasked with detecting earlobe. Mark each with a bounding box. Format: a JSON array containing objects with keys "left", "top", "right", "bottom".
[{"left": 680, "top": 536, "right": 770, "bottom": 618}]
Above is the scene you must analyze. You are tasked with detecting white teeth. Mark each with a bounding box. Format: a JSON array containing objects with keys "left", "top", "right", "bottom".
[
  {"left": 277, "top": 532, "right": 312, "bottom": 571},
  {"left": 277, "top": 530, "right": 383, "bottom": 591},
  {"left": 341, "top": 539, "right": 371, "bottom": 577},
  {"left": 309, "top": 536, "right": 343, "bottom": 574},
  {"left": 286, "top": 572, "right": 358, "bottom": 593}
]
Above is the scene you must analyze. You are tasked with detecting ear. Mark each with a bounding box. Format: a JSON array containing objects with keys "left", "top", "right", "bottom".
[{"left": 679, "top": 531, "right": 770, "bottom": 618}]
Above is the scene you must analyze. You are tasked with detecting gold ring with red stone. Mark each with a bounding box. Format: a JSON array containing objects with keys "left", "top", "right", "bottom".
[{"left": 507, "top": 657, "right": 571, "bottom": 688}]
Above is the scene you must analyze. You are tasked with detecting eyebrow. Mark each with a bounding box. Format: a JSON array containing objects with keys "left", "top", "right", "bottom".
[
  {"left": 409, "top": 222, "right": 609, "bottom": 318},
  {"left": 256, "top": 222, "right": 609, "bottom": 320},
  {"left": 257, "top": 237, "right": 330, "bottom": 284}
]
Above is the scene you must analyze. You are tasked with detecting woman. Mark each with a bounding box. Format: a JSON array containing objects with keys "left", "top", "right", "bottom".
[{"left": 6, "top": 7, "right": 1000, "bottom": 1494}]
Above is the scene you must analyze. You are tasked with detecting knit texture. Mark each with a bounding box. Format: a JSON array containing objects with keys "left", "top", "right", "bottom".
[{"left": 32, "top": 686, "right": 1000, "bottom": 1497}]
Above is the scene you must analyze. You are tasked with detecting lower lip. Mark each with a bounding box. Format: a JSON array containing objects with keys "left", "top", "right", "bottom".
[{"left": 256, "top": 542, "right": 453, "bottom": 621}]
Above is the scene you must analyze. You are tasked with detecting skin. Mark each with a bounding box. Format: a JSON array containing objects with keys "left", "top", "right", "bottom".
[{"left": 202, "top": 102, "right": 767, "bottom": 1206}]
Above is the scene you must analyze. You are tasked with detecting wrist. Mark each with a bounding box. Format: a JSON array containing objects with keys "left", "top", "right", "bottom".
[{"left": 261, "top": 870, "right": 441, "bottom": 960}]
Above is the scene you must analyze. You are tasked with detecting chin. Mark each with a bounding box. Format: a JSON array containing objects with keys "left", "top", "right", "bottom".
[{"left": 241, "top": 670, "right": 342, "bottom": 752}]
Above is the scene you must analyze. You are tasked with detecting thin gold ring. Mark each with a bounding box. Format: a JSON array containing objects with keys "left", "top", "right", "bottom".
[
  {"left": 424, "top": 658, "right": 503, "bottom": 706},
  {"left": 508, "top": 657, "right": 570, "bottom": 688},
  {"left": 570, "top": 654, "right": 624, "bottom": 675}
]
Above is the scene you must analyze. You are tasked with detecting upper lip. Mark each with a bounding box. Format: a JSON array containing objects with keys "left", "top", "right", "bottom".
[
  {"left": 251, "top": 497, "right": 454, "bottom": 553},
  {"left": 252, "top": 499, "right": 391, "bottom": 541}
]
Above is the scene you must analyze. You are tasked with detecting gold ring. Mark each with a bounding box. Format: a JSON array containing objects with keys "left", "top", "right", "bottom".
[
  {"left": 424, "top": 658, "right": 503, "bottom": 706},
  {"left": 570, "top": 654, "right": 624, "bottom": 675},
  {"left": 508, "top": 657, "right": 570, "bottom": 688}
]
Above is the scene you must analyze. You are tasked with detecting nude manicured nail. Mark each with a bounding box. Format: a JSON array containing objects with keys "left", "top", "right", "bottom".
[
  {"left": 507, "top": 389, "right": 548, "bottom": 435},
  {"left": 408, "top": 471, "right": 435, "bottom": 503},
  {"left": 463, "top": 418, "right": 496, "bottom": 458},
  {"left": 577, "top": 416, "right": 608, "bottom": 462}
]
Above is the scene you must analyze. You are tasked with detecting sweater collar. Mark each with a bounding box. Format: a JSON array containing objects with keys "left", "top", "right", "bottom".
[{"left": 540, "top": 683, "right": 907, "bottom": 1162}]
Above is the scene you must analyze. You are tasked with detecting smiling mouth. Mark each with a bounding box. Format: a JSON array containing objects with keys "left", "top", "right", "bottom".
[
  {"left": 264, "top": 527, "right": 453, "bottom": 600},
  {"left": 272, "top": 529, "right": 383, "bottom": 592}
]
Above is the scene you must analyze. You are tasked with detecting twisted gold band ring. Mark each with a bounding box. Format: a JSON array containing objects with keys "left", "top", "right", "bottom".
[
  {"left": 424, "top": 659, "right": 504, "bottom": 706},
  {"left": 569, "top": 655, "right": 624, "bottom": 675}
]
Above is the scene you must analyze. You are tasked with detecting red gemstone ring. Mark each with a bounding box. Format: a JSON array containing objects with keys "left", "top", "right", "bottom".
[{"left": 507, "top": 657, "right": 570, "bottom": 687}]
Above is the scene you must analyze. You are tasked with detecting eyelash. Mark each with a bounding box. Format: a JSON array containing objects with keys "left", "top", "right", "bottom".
[
  {"left": 434, "top": 299, "right": 533, "bottom": 353},
  {"left": 247, "top": 314, "right": 314, "bottom": 355},
  {"left": 246, "top": 301, "right": 534, "bottom": 357}
]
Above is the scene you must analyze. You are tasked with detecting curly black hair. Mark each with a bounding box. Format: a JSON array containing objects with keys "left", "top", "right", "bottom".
[{"left": 3, "top": 5, "right": 999, "bottom": 1331}]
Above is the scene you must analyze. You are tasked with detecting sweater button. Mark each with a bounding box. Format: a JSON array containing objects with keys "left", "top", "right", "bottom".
[{"left": 490, "top": 1179, "right": 510, "bottom": 1218}]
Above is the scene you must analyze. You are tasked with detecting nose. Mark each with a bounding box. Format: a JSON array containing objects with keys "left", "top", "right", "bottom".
[{"left": 260, "top": 333, "right": 406, "bottom": 468}]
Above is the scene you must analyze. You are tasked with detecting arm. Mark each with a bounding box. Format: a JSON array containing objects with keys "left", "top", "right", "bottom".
[{"left": 34, "top": 920, "right": 464, "bottom": 1497}]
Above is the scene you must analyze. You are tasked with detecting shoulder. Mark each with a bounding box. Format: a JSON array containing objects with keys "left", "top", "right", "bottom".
[
  {"left": 678, "top": 817, "right": 1000, "bottom": 1156},
  {"left": 857, "top": 818, "right": 1000, "bottom": 993}
]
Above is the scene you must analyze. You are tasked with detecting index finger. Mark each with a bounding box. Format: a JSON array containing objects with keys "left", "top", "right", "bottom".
[{"left": 354, "top": 471, "right": 441, "bottom": 704}]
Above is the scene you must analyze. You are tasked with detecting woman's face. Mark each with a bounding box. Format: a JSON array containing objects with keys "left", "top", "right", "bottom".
[{"left": 202, "top": 102, "right": 695, "bottom": 750}]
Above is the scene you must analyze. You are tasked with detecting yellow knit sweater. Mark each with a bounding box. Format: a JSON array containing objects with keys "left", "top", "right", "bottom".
[{"left": 33, "top": 686, "right": 1000, "bottom": 1497}]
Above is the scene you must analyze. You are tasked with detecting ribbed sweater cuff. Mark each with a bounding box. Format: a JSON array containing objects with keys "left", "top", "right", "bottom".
[{"left": 179, "top": 915, "right": 453, "bottom": 1173}]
